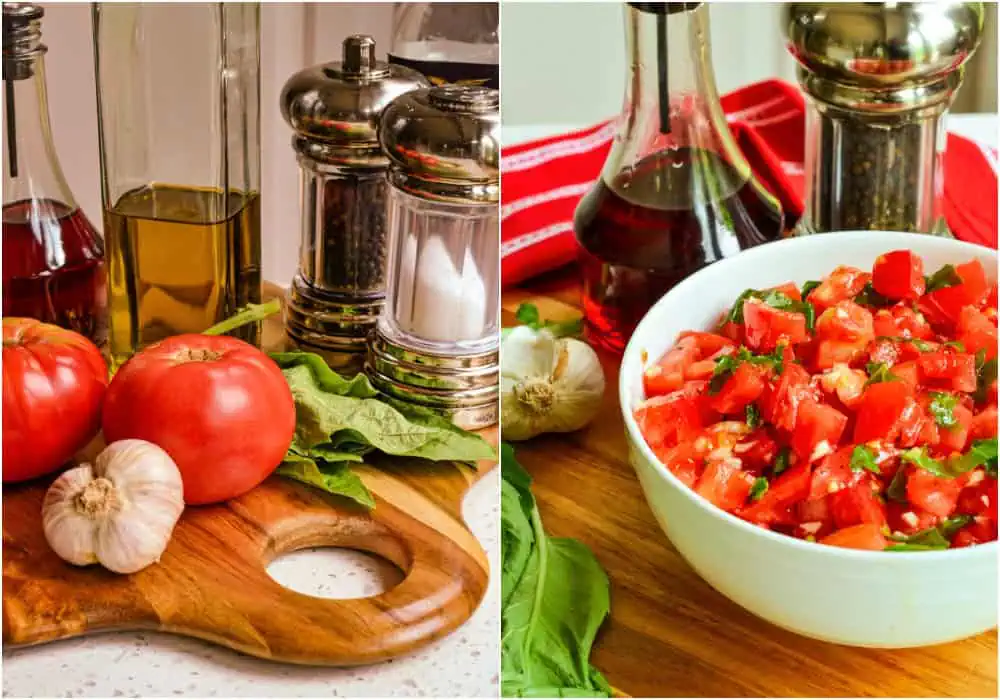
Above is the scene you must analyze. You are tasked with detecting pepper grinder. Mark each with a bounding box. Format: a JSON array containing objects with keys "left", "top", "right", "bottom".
[
  {"left": 367, "top": 85, "right": 500, "bottom": 430},
  {"left": 281, "top": 35, "right": 428, "bottom": 372},
  {"left": 784, "top": 2, "right": 984, "bottom": 235}
]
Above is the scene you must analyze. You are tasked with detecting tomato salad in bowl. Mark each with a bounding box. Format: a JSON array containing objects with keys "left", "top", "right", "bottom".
[{"left": 633, "top": 250, "right": 998, "bottom": 552}]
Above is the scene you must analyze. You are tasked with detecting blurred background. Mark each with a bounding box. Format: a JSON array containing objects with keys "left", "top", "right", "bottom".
[{"left": 500, "top": 1, "right": 998, "bottom": 126}]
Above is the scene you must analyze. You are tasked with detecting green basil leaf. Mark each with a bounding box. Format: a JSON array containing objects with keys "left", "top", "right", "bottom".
[
  {"left": 772, "top": 446, "right": 791, "bottom": 476},
  {"left": 925, "top": 264, "right": 962, "bottom": 293},
  {"left": 516, "top": 303, "right": 541, "bottom": 326},
  {"left": 849, "top": 445, "right": 880, "bottom": 474},
  {"left": 749, "top": 477, "right": 769, "bottom": 501},
  {"left": 727, "top": 289, "right": 815, "bottom": 332},
  {"left": 886, "top": 514, "right": 973, "bottom": 551},
  {"left": 270, "top": 351, "right": 380, "bottom": 398},
  {"left": 513, "top": 302, "right": 583, "bottom": 338},
  {"left": 974, "top": 349, "right": 998, "bottom": 404},
  {"left": 745, "top": 403, "right": 761, "bottom": 429},
  {"left": 801, "top": 280, "right": 821, "bottom": 299},
  {"left": 708, "top": 346, "right": 785, "bottom": 395},
  {"left": 928, "top": 392, "right": 960, "bottom": 429},
  {"left": 276, "top": 456, "right": 375, "bottom": 509},
  {"left": 865, "top": 361, "right": 899, "bottom": 386},
  {"left": 887, "top": 468, "right": 909, "bottom": 503},
  {"left": 726, "top": 289, "right": 761, "bottom": 324},
  {"left": 854, "top": 281, "right": 893, "bottom": 307},
  {"left": 900, "top": 440, "right": 998, "bottom": 479}
]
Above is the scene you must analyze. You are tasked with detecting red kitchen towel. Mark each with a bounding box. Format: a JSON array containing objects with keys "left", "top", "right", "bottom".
[{"left": 501, "top": 79, "right": 999, "bottom": 288}]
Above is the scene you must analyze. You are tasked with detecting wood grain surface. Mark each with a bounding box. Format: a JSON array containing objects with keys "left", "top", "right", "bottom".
[
  {"left": 3, "top": 286, "right": 497, "bottom": 666},
  {"left": 503, "top": 267, "right": 998, "bottom": 699}
]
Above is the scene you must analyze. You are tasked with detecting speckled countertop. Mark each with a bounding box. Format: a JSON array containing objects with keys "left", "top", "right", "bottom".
[{"left": 1, "top": 474, "right": 499, "bottom": 698}]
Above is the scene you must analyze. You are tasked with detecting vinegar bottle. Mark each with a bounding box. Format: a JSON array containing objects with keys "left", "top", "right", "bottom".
[
  {"left": 574, "top": 2, "right": 785, "bottom": 354},
  {"left": 2, "top": 3, "right": 107, "bottom": 345}
]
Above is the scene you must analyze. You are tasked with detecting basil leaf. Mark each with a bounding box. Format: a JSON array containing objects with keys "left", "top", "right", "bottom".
[
  {"left": 865, "top": 361, "right": 899, "bottom": 386},
  {"left": 276, "top": 456, "right": 375, "bottom": 509},
  {"left": 501, "top": 444, "right": 613, "bottom": 698},
  {"left": 726, "top": 289, "right": 762, "bottom": 324},
  {"left": 887, "top": 468, "right": 909, "bottom": 504},
  {"left": 745, "top": 403, "right": 761, "bottom": 429},
  {"left": 974, "top": 349, "right": 998, "bottom": 404},
  {"left": 708, "top": 346, "right": 784, "bottom": 395},
  {"left": 875, "top": 336, "right": 946, "bottom": 353},
  {"left": 749, "top": 477, "right": 769, "bottom": 501},
  {"left": 772, "top": 446, "right": 791, "bottom": 476},
  {"left": 801, "top": 280, "right": 821, "bottom": 299},
  {"left": 270, "top": 351, "right": 380, "bottom": 398},
  {"left": 928, "top": 392, "right": 960, "bottom": 429},
  {"left": 900, "top": 440, "right": 998, "bottom": 479},
  {"left": 514, "top": 302, "right": 583, "bottom": 338},
  {"left": 849, "top": 445, "right": 880, "bottom": 474},
  {"left": 854, "top": 282, "right": 893, "bottom": 308},
  {"left": 925, "top": 264, "right": 962, "bottom": 293},
  {"left": 727, "top": 289, "right": 816, "bottom": 332},
  {"left": 516, "top": 303, "right": 541, "bottom": 326},
  {"left": 886, "top": 515, "right": 973, "bottom": 551}
]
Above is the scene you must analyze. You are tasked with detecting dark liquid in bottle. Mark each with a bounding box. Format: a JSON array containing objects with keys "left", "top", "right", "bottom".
[
  {"left": 2, "top": 198, "right": 107, "bottom": 345},
  {"left": 574, "top": 147, "right": 784, "bottom": 354}
]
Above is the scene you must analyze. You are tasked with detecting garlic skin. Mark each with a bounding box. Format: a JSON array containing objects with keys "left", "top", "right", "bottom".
[
  {"left": 501, "top": 325, "right": 606, "bottom": 441},
  {"left": 42, "top": 439, "right": 185, "bottom": 574}
]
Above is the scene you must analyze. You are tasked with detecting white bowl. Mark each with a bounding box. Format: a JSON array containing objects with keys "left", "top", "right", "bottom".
[{"left": 620, "top": 231, "right": 998, "bottom": 648}]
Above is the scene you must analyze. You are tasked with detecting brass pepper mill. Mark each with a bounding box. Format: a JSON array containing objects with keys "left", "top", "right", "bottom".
[
  {"left": 281, "top": 35, "right": 428, "bottom": 372},
  {"left": 784, "top": 2, "right": 984, "bottom": 235},
  {"left": 367, "top": 85, "right": 500, "bottom": 430}
]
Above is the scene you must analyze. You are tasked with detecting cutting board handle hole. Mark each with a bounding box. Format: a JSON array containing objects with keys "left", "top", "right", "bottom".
[{"left": 266, "top": 547, "right": 405, "bottom": 600}]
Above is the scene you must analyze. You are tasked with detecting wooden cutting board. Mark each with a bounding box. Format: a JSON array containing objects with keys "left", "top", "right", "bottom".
[
  {"left": 3, "top": 286, "right": 496, "bottom": 666},
  {"left": 503, "top": 267, "right": 998, "bottom": 699}
]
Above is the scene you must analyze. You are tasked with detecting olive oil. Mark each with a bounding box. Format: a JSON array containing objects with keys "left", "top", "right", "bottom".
[{"left": 104, "top": 184, "right": 262, "bottom": 363}]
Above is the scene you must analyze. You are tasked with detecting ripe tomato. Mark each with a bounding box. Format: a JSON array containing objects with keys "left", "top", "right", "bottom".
[
  {"left": 102, "top": 334, "right": 296, "bottom": 505},
  {"left": 872, "top": 250, "right": 925, "bottom": 300},
  {"left": 695, "top": 458, "right": 755, "bottom": 511},
  {"left": 853, "top": 381, "right": 914, "bottom": 443},
  {"left": 918, "top": 351, "right": 977, "bottom": 393},
  {"left": 808, "top": 265, "right": 869, "bottom": 310},
  {"left": 742, "top": 298, "right": 809, "bottom": 351},
  {"left": 2, "top": 318, "right": 108, "bottom": 483},
  {"left": 791, "top": 399, "right": 847, "bottom": 461},
  {"left": 906, "top": 468, "right": 962, "bottom": 518},
  {"left": 710, "top": 362, "right": 767, "bottom": 414},
  {"left": 957, "top": 306, "right": 998, "bottom": 361},
  {"left": 819, "top": 523, "right": 888, "bottom": 551}
]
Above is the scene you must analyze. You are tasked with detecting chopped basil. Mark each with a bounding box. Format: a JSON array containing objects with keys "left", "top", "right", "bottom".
[
  {"left": 708, "top": 346, "right": 784, "bottom": 395},
  {"left": 849, "top": 445, "right": 880, "bottom": 474},
  {"left": 887, "top": 468, "right": 909, "bottom": 504},
  {"left": 865, "top": 361, "right": 899, "bottom": 386},
  {"left": 924, "top": 264, "right": 962, "bottom": 293},
  {"left": 745, "top": 403, "right": 761, "bottom": 429},
  {"left": 885, "top": 515, "right": 973, "bottom": 551},
  {"left": 801, "top": 280, "right": 821, "bottom": 299},
  {"left": 927, "top": 392, "right": 960, "bottom": 429},
  {"left": 900, "top": 439, "right": 998, "bottom": 479},
  {"left": 726, "top": 288, "right": 816, "bottom": 332},
  {"left": 874, "top": 336, "right": 964, "bottom": 353},
  {"left": 514, "top": 302, "right": 584, "bottom": 338},
  {"left": 854, "top": 282, "right": 893, "bottom": 307},
  {"left": 749, "top": 477, "right": 769, "bottom": 501},
  {"left": 516, "top": 303, "right": 541, "bottom": 326},
  {"left": 974, "top": 349, "right": 998, "bottom": 404},
  {"left": 772, "top": 446, "right": 791, "bottom": 476}
]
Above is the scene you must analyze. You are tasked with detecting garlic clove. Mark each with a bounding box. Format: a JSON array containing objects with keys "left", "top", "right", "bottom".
[{"left": 42, "top": 464, "right": 103, "bottom": 567}]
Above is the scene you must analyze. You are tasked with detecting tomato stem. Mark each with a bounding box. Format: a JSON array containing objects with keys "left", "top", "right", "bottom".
[{"left": 202, "top": 298, "right": 282, "bottom": 337}]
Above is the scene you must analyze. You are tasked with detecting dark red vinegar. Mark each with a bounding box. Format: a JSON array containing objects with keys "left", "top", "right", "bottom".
[
  {"left": 574, "top": 147, "right": 784, "bottom": 354},
  {"left": 2, "top": 198, "right": 107, "bottom": 344}
]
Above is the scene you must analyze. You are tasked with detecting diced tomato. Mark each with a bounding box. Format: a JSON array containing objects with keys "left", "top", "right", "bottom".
[
  {"left": 956, "top": 260, "right": 990, "bottom": 306},
  {"left": 872, "top": 310, "right": 899, "bottom": 339},
  {"left": 819, "top": 523, "right": 889, "bottom": 551},
  {"left": 695, "top": 458, "right": 755, "bottom": 511},
  {"left": 814, "top": 339, "right": 868, "bottom": 370},
  {"left": 738, "top": 462, "right": 812, "bottom": 526},
  {"left": 760, "top": 363, "right": 818, "bottom": 431},
  {"left": 934, "top": 402, "right": 973, "bottom": 453},
  {"left": 920, "top": 262, "right": 990, "bottom": 328},
  {"left": 956, "top": 473, "right": 997, "bottom": 521},
  {"left": 906, "top": 468, "right": 962, "bottom": 518},
  {"left": 892, "top": 360, "right": 920, "bottom": 389},
  {"left": 818, "top": 363, "right": 867, "bottom": 408},
  {"left": 634, "top": 390, "right": 704, "bottom": 448},
  {"left": 809, "top": 266, "right": 869, "bottom": 311},
  {"left": 676, "top": 331, "right": 736, "bottom": 357},
  {"left": 808, "top": 446, "right": 857, "bottom": 500},
  {"left": 951, "top": 516, "right": 997, "bottom": 548},
  {"left": 868, "top": 338, "right": 900, "bottom": 366},
  {"left": 971, "top": 406, "right": 998, "bottom": 438},
  {"left": 643, "top": 336, "right": 700, "bottom": 396},
  {"left": 872, "top": 250, "right": 925, "bottom": 300},
  {"left": 719, "top": 320, "right": 744, "bottom": 343},
  {"left": 886, "top": 500, "right": 940, "bottom": 535},
  {"left": 791, "top": 400, "right": 847, "bottom": 462},
  {"left": 896, "top": 396, "right": 933, "bottom": 448},
  {"left": 816, "top": 300, "right": 875, "bottom": 344},
  {"left": 854, "top": 381, "right": 914, "bottom": 443},
  {"left": 830, "top": 476, "right": 887, "bottom": 528},
  {"left": 710, "top": 363, "right": 768, "bottom": 414},
  {"left": 769, "top": 282, "right": 802, "bottom": 301},
  {"left": 655, "top": 442, "right": 702, "bottom": 489},
  {"left": 742, "top": 298, "right": 810, "bottom": 352},
  {"left": 731, "top": 430, "right": 779, "bottom": 472},
  {"left": 918, "top": 351, "right": 977, "bottom": 393},
  {"left": 957, "top": 306, "right": 998, "bottom": 362}
]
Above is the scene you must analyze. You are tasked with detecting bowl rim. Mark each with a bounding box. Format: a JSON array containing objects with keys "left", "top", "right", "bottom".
[{"left": 619, "top": 231, "right": 999, "bottom": 562}]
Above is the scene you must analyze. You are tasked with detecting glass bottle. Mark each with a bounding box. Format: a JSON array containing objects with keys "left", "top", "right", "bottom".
[
  {"left": 92, "top": 2, "right": 261, "bottom": 365},
  {"left": 368, "top": 86, "right": 500, "bottom": 430},
  {"left": 574, "top": 1, "right": 785, "bottom": 355},
  {"left": 388, "top": 2, "right": 499, "bottom": 90},
  {"left": 2, "top": 2, "right": 106, "bottom": 345}
]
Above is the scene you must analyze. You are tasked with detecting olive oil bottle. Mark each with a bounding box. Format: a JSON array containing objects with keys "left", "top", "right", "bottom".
[{"left": 104, "top": 185, "right": 261, "bottom": 363}]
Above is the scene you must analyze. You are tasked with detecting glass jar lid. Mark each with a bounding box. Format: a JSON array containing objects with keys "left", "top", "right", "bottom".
[
  {"left": 379, "top": 85, "right": 500, "bottom": 203},
  {"left": 280, "top": 34, "right": 428, "bottom": 156}
]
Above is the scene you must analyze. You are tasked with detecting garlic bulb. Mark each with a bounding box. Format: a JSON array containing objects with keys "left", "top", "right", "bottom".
[
  {"left": 42, "top": 439, "right": 185, "bottom": 574},
  {"left": 501, "top": 325, "right": 606, "bottom": 441}
]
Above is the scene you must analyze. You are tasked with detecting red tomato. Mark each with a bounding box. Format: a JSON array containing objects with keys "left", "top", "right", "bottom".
[
  {"left": 957, "top": 306, "right": 998, "bottom": 361},
  {"left": 732, "top": 430, "right": 779, "bottom": 472},
  {"left": 791, "top": 400, "right": 847, "bottom": 461},
  {"left": 710, "top": 363, "right": 767, "bottom": 414},
  {"left": 739, "top": 462, "right": 812, "bottom": 526},
  {"left": 920, "top": 262, "right": 990, "bottom": 328},
  {"left": 892, "top": 360, "right": 920, "bottom": 389},
  {"left": 956, "top": 474, "right": 997, "bottom": 520},
  {"left": 634, "top": 389, "right": 704, "bottom": 449},
  {"left": 769, "top": 282, "right": 802, "bottom": 301},
  {"left": 655, "top": 442, "right": 701, "bottom": 489},
  {"left": 2, "top": 319, "right": 108, "bottom": 483},
  {"left": 935, "top": 402, "right": 973, "bottom": 453},
  {"left": 742, "top": 298, "right": 810, "bottom": 352},
  {"left": 953, "top": 517, "right": 998, "bottom": 548},
  {"left": 695, "top": 458, "right": 755, "bottom": 511},
  {"left": 102, "top": 334, "right": 296, "bottom": 505},
  {"left": 871, "top": 250, "right": 925, "bottom": 300},
  {"left": 971, "top": 406, "right": 998, "bottom": 438},
  {"left": 918, "top": 351, "right": 977, "bottom": 393},
  {"left": 955, "top": 260, "right": 990, "bottom": 306},
  {"left": 643, "top": 335, "right": 699, "bottom": 396},
  {"left": 676, "top": 331, "right": 736, "bottom": 357},
  {"left": 818, "top": 364, "right": 867, "bottom": 408},
  {"left": 809, "top": 266, "right": 869, "bottom": 311},
  {"left": 830, "top": 477, "right": 887, "bottom": 528},
  {"left": 760, "top": 363, "right": 817, "bottom": 431},
  {"left": 808, "top": 447, "right": 857, "bottom": 500},
  {"left": 816, "top": 300, "right": 874, "bottom": 344},
  {"left": 885, "top": 500, "right": 940, "bottom": 535},
  {"left": 854, "top": 381, "right": 914, "bottom": 443},
  {"left": 906, "top": 468, "right": 962, "bottom": 518},
  {"left": 819, "top": 523, "right": 888, "bottom": 551}
]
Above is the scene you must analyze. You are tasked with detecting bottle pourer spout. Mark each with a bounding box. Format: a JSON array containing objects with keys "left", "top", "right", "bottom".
[{"left": 342, "top": 34, "right": 377, "bottom": 75}]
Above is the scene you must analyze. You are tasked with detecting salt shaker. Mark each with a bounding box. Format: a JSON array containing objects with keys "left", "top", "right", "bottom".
[
  {"left": 281, "top": 35, "right": 428, "bottom": 371},
  {"left": 784, "top": 2, "right": 984, "bottom": 235},
  {"left": 367, "top": 85, "right": 500, "bottom": 430}
]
